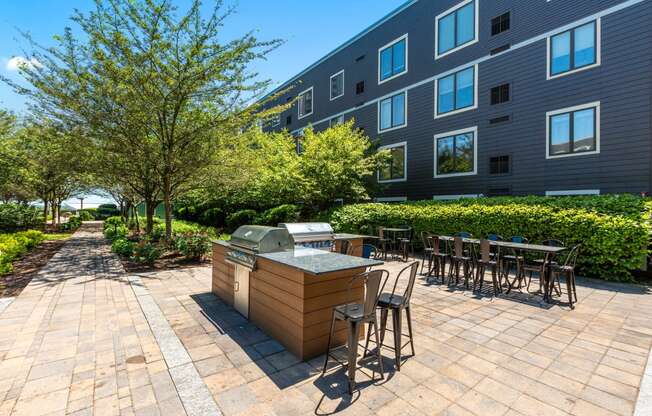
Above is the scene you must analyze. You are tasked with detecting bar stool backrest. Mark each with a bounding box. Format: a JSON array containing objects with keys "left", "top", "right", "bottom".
[
  {"left": 421, "top": 231, "right": 433, "bottom": 250},
  {"left": 455, "top": 231, "right": 473, "bottom": 238},
  {"left": 363, "top": 269, "right": 389, "bottom": 317},
  {"left": 431, "top": 235, "right": 441, "bottom": 255},
  {"left": 346, "top": 243, "right": 380, "bottom": 259},
  {"left": 510, "top": 236, "right": 529, "bottom": 244},
  {"left": 563, "top": 244, "right": 581, "bottom": 269},
  {"left": 543, "top": 239, "right": 564, "bottom": 247},
  {"left": 479, "top": 239, "right": 491, "bottom": 263},
  {"left": 386, "top": 262, "right": 419, "bottom": 306},
  {"left": 400, "top": 226, "right": 413, "bottom": 240},
  {"left": 488, "top": 234, "right": 503, "bottom": 241}
]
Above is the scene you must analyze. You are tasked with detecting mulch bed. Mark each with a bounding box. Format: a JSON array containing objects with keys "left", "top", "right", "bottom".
[
  {"left": 121, "top": 251, "right": 212, "bottom": 273},
  {"left": 0, "top": 239, "right": 68, "bottom": 298}
]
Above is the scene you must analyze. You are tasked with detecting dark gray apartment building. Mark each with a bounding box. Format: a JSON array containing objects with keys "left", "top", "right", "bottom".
[{"left": 263, "top": 0, "right": 652, "bottom": 201}]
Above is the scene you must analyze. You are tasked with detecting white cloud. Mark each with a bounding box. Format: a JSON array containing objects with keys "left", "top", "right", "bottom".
[{"left": 5, "top": 56, "right": 41, "bottom": 72}]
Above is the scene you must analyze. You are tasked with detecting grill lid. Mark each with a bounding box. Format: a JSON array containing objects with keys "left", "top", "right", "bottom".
[
  {"left": 229, "top": 225, "right": 294, "bottom": 253},
  {"left": 278, "top": 223, "right": 334, "bottom": 243}
]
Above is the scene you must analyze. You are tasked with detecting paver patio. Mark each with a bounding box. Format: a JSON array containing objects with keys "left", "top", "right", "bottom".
[{"left": 1, "top": 224, "right": 652, "bottom": 415}]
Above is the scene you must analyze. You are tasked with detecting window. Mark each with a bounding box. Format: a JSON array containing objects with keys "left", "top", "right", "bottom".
[
  {"left": 378, "top": 34, "right": 407, "bottom": 83},
  {"left": 268, "top": 116, "right": 280, "bottom": 129},
  {"left": 436, "top": 65, "right": 477, "bottom": 118},
  {"left": 548, "top": 20, "right": 599, "bottom": 79},
  {"left": 356, "top": 81, "right": 365, "bottom": 95},
  {"left": 330, "top": 115, "right": 345, "bottom": 127},
  {"left": 491, "top": 84, "right": 510, "bottom": 105},
  {"left": 434, "top": 127, "right": 477, "bottom": 177},
  {"left": 378, "top": 92, "right": 407, "bottom": 132},
  {"left": 546, "top": 102, "right": 600, "bottom": 158},
  {"left": 330, "top": 70, "right": 344, "bottom": 100},
  {"left": 491, "top": 12, "right": 510, "bottom": 36},
  {"left": 298, "top": 87, "right": 313, "bottom": 119},
  {"left": 378, "top": 142, "right": 407, "bottom": 183},
  {"left": 489, "top": 155, "right": 510, "bottom": 174},
  {"left": 286, "top": 115, "right": 292, "bottom": 126},
  {"left": 436, "top": 0, "right": 478, "bottom": 58}
]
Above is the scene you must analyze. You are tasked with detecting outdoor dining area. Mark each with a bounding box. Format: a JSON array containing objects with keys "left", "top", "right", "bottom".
[{"left": 325, "top": 227, "right": 582, "bottom": 392}]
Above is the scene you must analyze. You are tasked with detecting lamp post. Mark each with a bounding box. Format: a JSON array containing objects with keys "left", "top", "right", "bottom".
[{"left": 78, "top": 197, "right": 84, "bottom": 211}]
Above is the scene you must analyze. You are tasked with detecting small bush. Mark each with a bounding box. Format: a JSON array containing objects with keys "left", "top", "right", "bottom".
[
  {"left": 133, "top": 240, "right": 161, "bottom": 264},
  {"left": 199, "top": 208, "right": 225, "bottom": 227},
  {"left": 78, "top": 210, "right": 94, "bottom": 221},
  {"left": 257, "top": 204, "right": 300, "bottom": 226},
  {"left": 96, "top": 204, "right": 120, "bottom": 220},
  {"left": 111, "top": 238, "right": 135, "bottom": 258},
  {"left": 104, "top": 224, "right": 128, "bottom": 241},
  {"left": 0, "top": 230, "right": 45, "bottom": 275},
  {"left": 174, "top": 232, "right": 211, "bottom": 260},
  {"left": 0, "top": 204, "right": 42, "bottom": 232},
  {"left": 104, "top": 216, "right": 125, "bottom": 229},
  {"left": 226, "top": 209, "right": 258, "bottom": 231},
  {"left": 58, "top": 216, "right": 82, "bottom": 232},
  {"left": 330, "top": 199, "right": 652, "bottom": 282}
]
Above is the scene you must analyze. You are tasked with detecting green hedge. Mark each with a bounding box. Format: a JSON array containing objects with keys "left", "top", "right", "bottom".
[
  {"left": 0, "top": 230, "right": 45, "bottom": 274},
  {"left": 330, "top": 199, "right": 652, "bottom": 282},
  {"left": 0, "top": 204, "right": 42, "bottom": 232}
]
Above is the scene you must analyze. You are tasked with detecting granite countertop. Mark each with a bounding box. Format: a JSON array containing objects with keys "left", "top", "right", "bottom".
[
  {"left": 333, "top": 233, "right": 377, "bottom": 240},
  {"left": 257, "top": 248, "right": 383, "bottom": 275}
]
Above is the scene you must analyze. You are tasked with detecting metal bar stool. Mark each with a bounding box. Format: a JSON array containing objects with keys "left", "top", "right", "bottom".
[
  {"left": 420, "top": 231, "right": 434, "bottom": 274},
  {"left": 323, "top": 269, "right": 389, "bottom": 393},
  {"left": 448, "top": 236, "right": 473, "bottom": 288},
  {"left": 550, "top": 244, "right": 580, "bottom": 309},
  {"left": 474, "top": 239, "right": 501, "bottom": 296},
  {"left": 375, "top": 262, "right": 419, "bottom": 371},
  {"left": 427, "top": 235, "right": 448, "bottom": 283}
]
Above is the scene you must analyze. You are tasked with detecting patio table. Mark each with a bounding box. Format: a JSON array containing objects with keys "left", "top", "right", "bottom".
[
  {"left": 382, "top": 227, "right": 411, "bottom": 260},
  {"left": 435, "top": 236, "right": 567, "bottom": 303}
]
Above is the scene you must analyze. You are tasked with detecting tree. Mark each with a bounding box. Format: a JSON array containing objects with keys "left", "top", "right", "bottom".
[{"left": 3, "top": 0, "right": 284, "bottom": 240}]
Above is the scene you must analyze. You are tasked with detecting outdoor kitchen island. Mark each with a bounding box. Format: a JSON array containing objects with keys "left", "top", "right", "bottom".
[{"left": 212, "top": 230, "right": 383, "bottom": 360}]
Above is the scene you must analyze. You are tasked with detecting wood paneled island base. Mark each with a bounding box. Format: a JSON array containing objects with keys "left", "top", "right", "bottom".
[{"left": 212, "top": 242, "right": 383, "bottom": 360}]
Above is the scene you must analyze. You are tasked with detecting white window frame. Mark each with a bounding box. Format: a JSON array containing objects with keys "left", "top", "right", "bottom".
[
  {"left": 378, "top": 34, "right": 409, "bottom": 85},
  {"left": 330, "top": 70, "right": 345, "bottom": 101},
  {"left": 434, "top": 64, "right": 478, "bottom": 119},
  {"left": 375, "top": 196, "right": 408, "bottom": 202},
  {"left": 377, "top": 90, "right": 408, "bottom": 133},
  {"left": 378, "top": 141, "right": 407, "bottom": 183},
  {"left": 434, "top": 0, "right": 480, "bottom": 60},
  {"left": 269, "top": 115, "right": 280, "bottom": 128},
  {"left": 545, "top": 101, "right": 600, "bottom": 159},
  {"left": 545, "top": 190, "right": 600, "bottom": 196},
  {"left": 547, "top": 18, "right": 601, "bottom": 80},
  {"left": 433, "top": 126, "right": 478, "bottom": 178},
  {"left": 297, "top": 86, "right": 314, "bottom": 120},
  {"left": 329, "top": 115, "right": 345, "bottom": 127},
  {"left": 433, "top": 194, "right": 480, "bottom": 200}
]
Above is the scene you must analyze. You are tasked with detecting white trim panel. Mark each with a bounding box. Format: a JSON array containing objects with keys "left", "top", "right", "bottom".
[
  {"left": 433, "top": 194, "right": 481, "bottom": 200},
  {"left": 545, "top": 190, "right": 600, "bottom": 196}
]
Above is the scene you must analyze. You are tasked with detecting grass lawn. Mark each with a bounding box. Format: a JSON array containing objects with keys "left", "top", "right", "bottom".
[{"left": 43, "top": 233, "right": 72, "bottom": 241}]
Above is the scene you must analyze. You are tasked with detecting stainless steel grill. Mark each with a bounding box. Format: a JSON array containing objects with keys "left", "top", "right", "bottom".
[
  {"left": 279, "top": 223, "right": 335, "bottom": 250},
  {"left": 226, "top": 225, "right": 294, "bottom": 268}
]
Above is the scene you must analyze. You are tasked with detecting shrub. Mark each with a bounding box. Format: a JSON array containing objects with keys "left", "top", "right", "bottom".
[
  {"left": 78, "top": 210, "right": 94, "bottom": 221},
  {"left": 226, "top": 209, "right": 258, "bottom": 231},
  {"left": 199, "top": 208, "right": 225, "bottom": 227},
  {"left": 330, "top": 200, "right": 652, "bottom": 282},
  {"left": 0, "top": 230, "right": 45, "bottom": 274},
  {"left": 104, "top": 224, "right": 128, "bottom": 241},
  {"left": 104, "top": 216, "right": 125, "bottom": 229},
  {"left": 96, "top": 204, "right": 120, "bottom": 220},
  {"left": 174, "top": 232, "right": 211, "bottom": 260},
  {"left": 111, "top": 238, "right": 135, "bottom": 258},
  {"left": 133, "top": 240, "right": 161, "bottom": 264},
  {"left": 0, "top": 204, "right": 42, "bottom": 232},
  {"left": 257, "top": 204, "right": 300, "bottom": 226},
  {"left": 59, "top": 216, "right": 82, "bottom": 232}
]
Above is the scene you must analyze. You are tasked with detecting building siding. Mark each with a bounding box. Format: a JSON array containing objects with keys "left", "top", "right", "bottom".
[{"left": 264, "top": 0, "right": 652, "bottom": 200}]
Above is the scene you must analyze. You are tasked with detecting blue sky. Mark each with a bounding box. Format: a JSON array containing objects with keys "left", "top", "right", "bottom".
[{"left": 0, "top": 0, "right": 406, "bottom": 206}]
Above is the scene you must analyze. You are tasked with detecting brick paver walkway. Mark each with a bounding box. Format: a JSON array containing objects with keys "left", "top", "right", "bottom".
[{"left": 1, "top": 224, "right": 652, "bottom": 416}]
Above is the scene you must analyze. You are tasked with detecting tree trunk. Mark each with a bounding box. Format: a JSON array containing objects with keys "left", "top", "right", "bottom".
[
  {"left": 145, "top": 199, "right": 155, "bottom": 235},
  {"left": 42, "top": 199, "right": 48, "bottom": 228},
  {"left": 57, "top": 202, "right": 62, "bottom": 225},
  {"left": 163, "top": 177, "right": 172, "bottom": 242},
  {"left": 132, "top": 205, "right": 140, "bottom": 233},
  {"left": 51, "top": 201, "right": 57, "bottom": 226}
]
